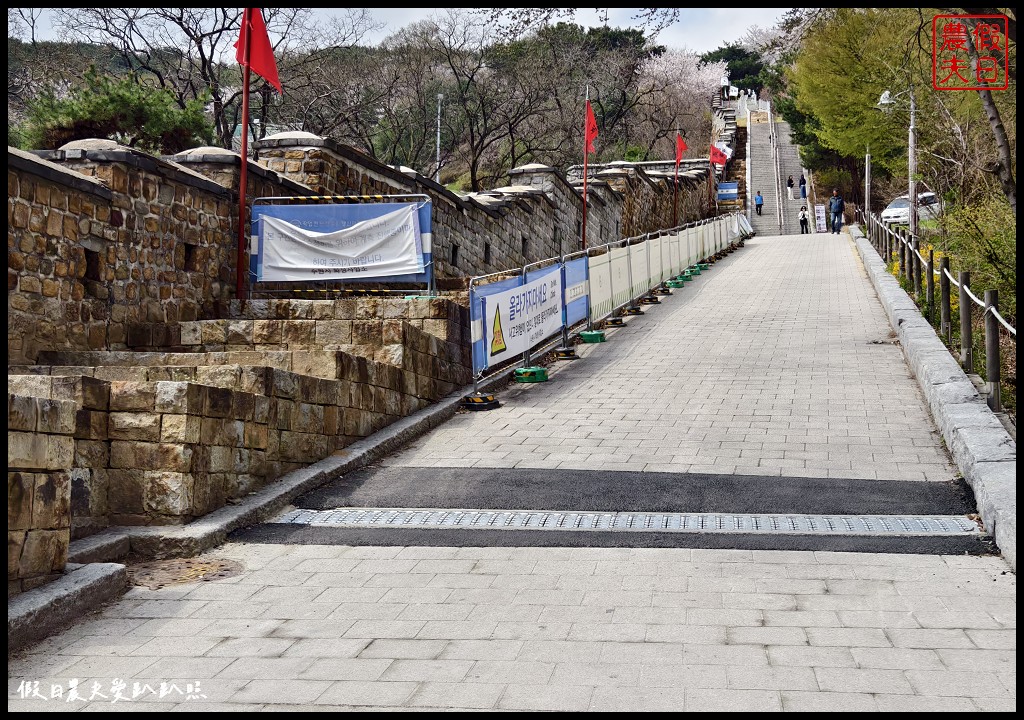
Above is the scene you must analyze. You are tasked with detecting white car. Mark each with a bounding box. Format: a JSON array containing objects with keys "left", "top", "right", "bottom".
[{"left": 881, "top": 192, "right": 943, "bottom": 225}]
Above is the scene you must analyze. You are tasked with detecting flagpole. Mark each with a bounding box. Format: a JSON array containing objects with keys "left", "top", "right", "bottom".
[
  {"left": 582, "top": 88, "right": 589, "bottom": 250},
  {"left": 236, "top": 9, "right": 252, "bottom": 300},
  {"left": 673, "top": 131, "right": 680, "bottom": 227}
]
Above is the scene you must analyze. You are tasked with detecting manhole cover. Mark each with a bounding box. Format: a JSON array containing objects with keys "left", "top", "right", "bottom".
[{"left": 127, "top": 557, "right": 244, "bottom": 589}]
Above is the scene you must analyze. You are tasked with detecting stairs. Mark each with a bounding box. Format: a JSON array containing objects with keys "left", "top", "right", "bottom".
[{"left": 746, "top": 113, "right": 810, "bottom": 236}]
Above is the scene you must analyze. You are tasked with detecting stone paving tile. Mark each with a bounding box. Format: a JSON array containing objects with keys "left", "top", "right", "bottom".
[{"left": 497, "top": 683, "right": 595, "bottom": 712}]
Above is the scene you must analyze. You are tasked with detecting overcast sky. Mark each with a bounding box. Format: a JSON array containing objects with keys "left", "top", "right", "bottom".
[
  {"left": 19, "top": 8, "right": 792, "bottom": 55},
  {"left": 354, "top": 8, "right": 792, "bottom": 54}
]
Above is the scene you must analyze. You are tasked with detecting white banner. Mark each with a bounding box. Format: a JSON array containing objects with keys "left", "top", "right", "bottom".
[
  {"left": 483, "top": 271, "right": 563, "bottom": 368},
  {"left": 588, "top": 253, "right": 613, "bottom": 321},
  {"left": 258, "top": 205, "right": 424, "bottom": 282}
]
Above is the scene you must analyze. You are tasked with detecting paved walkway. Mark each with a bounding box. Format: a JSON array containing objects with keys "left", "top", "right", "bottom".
[
  {"left": 385, "top": 231, "right": 955, "bottom": 481},
  {"left": 8, "top": 231, "right": 1014, "bottom": 712}
]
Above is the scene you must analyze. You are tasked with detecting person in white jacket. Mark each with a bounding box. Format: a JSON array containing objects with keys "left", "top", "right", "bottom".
[{"left": 799, "top": 205, "right": 810, "bottom": 234}]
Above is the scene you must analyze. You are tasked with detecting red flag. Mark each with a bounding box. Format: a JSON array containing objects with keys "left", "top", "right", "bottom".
[
  {"left": 584, "top": 100, "right": 598, "bottom": 154},
  {"left": 710, "top": 144, "right": 728, "bottom": 166},
  {"left": 235, "top": 8, "right": 282, "bottom": 94},
  {"left": 675, "top": 134, "right": 687, "bottom": 164}
]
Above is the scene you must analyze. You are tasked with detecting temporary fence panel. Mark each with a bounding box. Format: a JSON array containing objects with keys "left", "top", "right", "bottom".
[
  {"left": 630, "top": 242, "right": 649, "bottom": 298},
  {"left": 251, "top": 200, "right": 432, "bottom": 286},
  {"left": 482, "top": 268, "right": 563, "bottom": 369},
  {"left": 668, "top": 231, "right": 681, "bottom": 277},
  {"left": 563, "top": 257, "right": 590, "bottom": 327},
  {"left": 610, "top": 246, "right": 632, "bottom": 309},
  {"left": 649, "top": 235, "right": 665, "bottom": 286},
  {"left": 470, "top": 275, "right": 522, "bottom": 375},
  {"left": 661, "top": 234, "right": 673, "bottom": 281},
  {"left": 588, "top": 251, "right": 613, "bottom": 322}
]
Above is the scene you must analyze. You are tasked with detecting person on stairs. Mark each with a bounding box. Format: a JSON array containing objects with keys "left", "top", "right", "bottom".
[
  {"left": 755, "top": 191, "right": 764, "bottom": 216},
  {"left": 829, "top": 189, "right": 846, "bottom": 234},
  {"left": 799, "top": 205, "right": 810, "bottom": 234},
  {"left": 787, "top": 175, "right": 794, "bottom": 198},
  {"left": 799, "top": 173, "right": 807, "bottom": 199}
]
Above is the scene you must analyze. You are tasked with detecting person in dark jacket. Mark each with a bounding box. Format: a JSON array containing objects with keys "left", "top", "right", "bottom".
[
  {"left": 799, "top": 173, "right": 807, "bottom": 199},
  {"left": 829, "top": 189, "right": 846, "bottom": 234}
]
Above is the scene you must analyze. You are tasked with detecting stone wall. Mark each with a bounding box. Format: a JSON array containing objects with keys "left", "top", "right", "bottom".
[
  {"left": 8, "top": 143, "right": 313, "bottom": 364},
  {"left": 256, "top": 132, "right": 717, "bottom": 283},
  {"left": 8, "top": 393, "right": 76, "bottom": 594},
  {"left": 9, "top": 321, "right": 469, "bottom": 533}
]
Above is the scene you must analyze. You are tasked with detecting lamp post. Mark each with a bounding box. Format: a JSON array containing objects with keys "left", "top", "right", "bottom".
[
  {"left": 435, "top": 93, "right": 443, "bottom": 184},
  {"left": 877, "top": 87, "right": 917, "bottom": 236}
]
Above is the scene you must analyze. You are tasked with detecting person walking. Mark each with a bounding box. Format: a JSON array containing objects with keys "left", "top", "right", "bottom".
[
  {"left": 754, "top": 191, "right": 764, "bottom": 216},
  {"left": 829, "top": 189, "right": 846, "bottom": 234},
  {"left": 799, "top": 205, "right": 810, "bottom": 234},
  {"left": 799, "top": 173, "right": 807, "bottom": 199}
]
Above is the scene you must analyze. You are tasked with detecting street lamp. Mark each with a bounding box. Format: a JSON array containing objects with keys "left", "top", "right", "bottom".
[
  {"left": 876, "top": 87, "right": 917, "bottom": 237},
  {"left": 435, "top": 93, "right": 443, "bottom": 184}
]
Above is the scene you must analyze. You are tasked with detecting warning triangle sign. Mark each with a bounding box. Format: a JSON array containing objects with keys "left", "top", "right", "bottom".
[{"left": 490, "top": 305, "right": 507, "bottom": 356}]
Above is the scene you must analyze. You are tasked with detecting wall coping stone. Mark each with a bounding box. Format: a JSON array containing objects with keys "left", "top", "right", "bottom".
[{"left": 8, "top": 147, "right": 112, "bottom": 200}]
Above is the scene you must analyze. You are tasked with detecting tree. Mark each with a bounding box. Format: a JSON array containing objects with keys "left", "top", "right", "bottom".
[
  {"left": 21, "top": 66, "right": 213, "bottom": 153},
  {"left": 700, "top": 43, "right": 764, "bottom": 93}
]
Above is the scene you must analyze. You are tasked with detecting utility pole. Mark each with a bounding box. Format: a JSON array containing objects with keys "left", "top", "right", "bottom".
[{"left": 435, "top": 93, "right": 443, "bottom": 184}]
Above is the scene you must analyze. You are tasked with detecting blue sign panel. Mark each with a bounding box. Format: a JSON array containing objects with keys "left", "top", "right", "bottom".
[
  {"left": 470, "top": 275, "right": 522, "bottom": 375},
  {"left": 562, "top": 257, "right": 589, "bottom": 327}
]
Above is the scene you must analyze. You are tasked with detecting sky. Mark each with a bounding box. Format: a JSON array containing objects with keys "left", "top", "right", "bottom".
[
  {"left": 18, "top": 8, "right": 793, "bottom": 55},
  {"left": 353, "top": 8, "right": 792, "bottom": 54}
]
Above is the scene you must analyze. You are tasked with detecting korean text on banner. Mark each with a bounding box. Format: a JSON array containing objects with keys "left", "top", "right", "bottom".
[
  {"left": 814, "top": 204, "right": 827, "bottom": 233},
  {"left": 257, "top": 205, "right": 424, "bottom": 282},
  {"left": 483, "top": 271, "right": 564, "bottom": 368}
]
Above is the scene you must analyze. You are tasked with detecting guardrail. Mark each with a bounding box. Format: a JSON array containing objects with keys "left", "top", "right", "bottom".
[
  {"left": 467, "top": 213, "right": 754, "bottom": 393},
  {"left": 862, "top": 210, "right": 1016, "bottom": 414}
]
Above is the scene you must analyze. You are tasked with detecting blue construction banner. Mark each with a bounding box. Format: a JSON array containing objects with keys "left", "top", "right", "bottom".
[
  {"left": 251, "top": 201, "right": 432, "bottom": 285},
  {"left": 562, "top": 257, "right": 589, "bottom": 327},
  {"left": 483, "top": 270, "right": 563, "bottom": 370},
  {"left": 717, "top": 181, "right": 739, "bottom": 201},
  {"left": 470, "top": 275, "right": 522, "bottom": 375}
]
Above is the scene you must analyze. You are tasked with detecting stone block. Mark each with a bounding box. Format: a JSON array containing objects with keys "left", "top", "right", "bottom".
[
  {"left": 252, "top": 319, "right": 283, "bottom": 345},
  {"left": 158, "top": 443, "right": 194, "bottom": 473},
  {"left": 208, "top": 445, "right": 235, "bottom": 472},
  {"left": 74, "top": 409, "right": 108, "bottom": 441},
  {"left": 292, "top": 352, "right": 340, "bottom": 380},
  {"left": 231, "top": 391, "right": 255, "bottom": 421},
  {"left": 322, "top": 406, "right": 339, "bottom": 436},
  {"left": 143, "top": 471, "right": 195, "bottom": 517},
  {"left": 8, "top": 472, "right": 34, "bottom": 530},
  {"left": 161, "top": 413, "right": 202, "bottom": 443},
  {"left": 200, "top": 319, "right": 228, "bottom": 344},
  {"left": 283, "top": 320, "right": 315, "bottom": 346},
  {"left": 154, "top": 381, "right": 204, "bottom": 414},
  {"left": 31, "top": 471, "right": 71, "bottom": 530},
  {"left": 8, "top": 531, "right": 26, "bottom": 581},
  {"left": 8, "top": 432, "right": 48, "bottom": 470},
  {"left": 106, "top": 469, "right": 144, "bottom": 514},
  {"left": 19, "top": 528, "right": 69, "bottom": 576},
  {"left": 292, "top": 402, "right": 325, "bottom": 435},
  {"left": 353, "top": 321, "right": 383, "bottom": 346},
  {"left": 226, "top": 320, "right": 254, "bottom": 345},
  {"left": 272, "top": 369, "right": 298, "bottom": 399},
  {"left": 8, "top": 395, "right": 38, "bottom": 432},
  {"left": 201, "top": 416, "right": 244, "bottom": 446},
  {"left": 195, "top": 365, "right": 243, "bottom": 391},
  {"left": 109, "top": 381, "right": 157, "bottom": 411},
  {"left": 74, "top": 439, "right": 109, "bottom": 469},
  {"left": 316, "top": 320, "right": 353, "bottom": 346},
  {"left": 243, "top": 422, "right": 269, "bottom": 450},
  {"left": 6, "top": 376, "right": 54, "bottom": 400},
  {"left": 203, "top": 386, "right": 235, "bottom": 417},
  {"left": 311, "top": 301, "right": 336, "bottom": 320},
  {"left": 108, "top": 412, "right": 162, "bottom": 441},
  {"left": 191, "top": 472, "right": 227, "bottom": 515}
]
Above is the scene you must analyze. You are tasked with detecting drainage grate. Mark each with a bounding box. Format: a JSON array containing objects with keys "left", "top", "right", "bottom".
[
  {"left": 127, "top": 557, "right": 244, "bottom": 589},
  {"left": 274, "top": 508, "right": 983, "bottom": 537}
]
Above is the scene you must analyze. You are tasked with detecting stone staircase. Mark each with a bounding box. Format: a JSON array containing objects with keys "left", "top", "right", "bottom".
[{"left": 747, "top": 116, "right": 781, "bottom": 236}]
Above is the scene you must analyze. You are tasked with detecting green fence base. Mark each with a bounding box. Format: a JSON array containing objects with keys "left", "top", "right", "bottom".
[
  {"left": 697, "top": 262, "right": 710, "bottom": 270},
  {"left": 579, "top": 330, "right": 606, "bottom": 342},
  {"left": 666, "top": 280, "right": 685, "bottom": 288},
  {"left": 514, "top": 366, "right": 548, "bottom": 383}
]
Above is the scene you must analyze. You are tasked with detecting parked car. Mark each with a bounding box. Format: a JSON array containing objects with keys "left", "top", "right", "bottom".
[{"left": 881, "top": 192, "right": 943, "bottom": 225}]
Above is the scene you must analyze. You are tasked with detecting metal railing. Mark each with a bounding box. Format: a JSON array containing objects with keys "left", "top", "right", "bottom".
[{"left": 864, "top": 211, "right": 1015, "bottom": 414}]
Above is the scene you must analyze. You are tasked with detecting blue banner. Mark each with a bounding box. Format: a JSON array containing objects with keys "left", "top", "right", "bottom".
[
  {"left": 251, "top": 201, "right": 432, "bottom": 286},
  {"left": 562, "top": 257, "right": 589, "bottom": 327},
  {"left": 470, "top": 275, "right": 522, "bottom": 375}
]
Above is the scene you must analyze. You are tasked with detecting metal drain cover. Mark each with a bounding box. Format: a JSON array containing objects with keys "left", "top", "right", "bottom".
[
  {"left": 273, "top": 507, "right": 984, "bottom": 537},
  {"left": 127, "top": 557, "right": 244, "bottom": 589}
]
